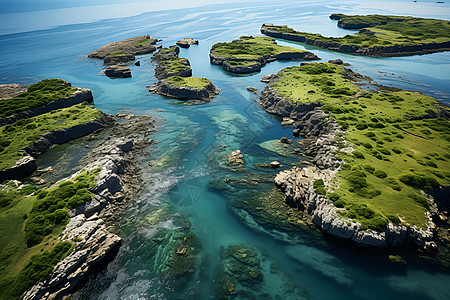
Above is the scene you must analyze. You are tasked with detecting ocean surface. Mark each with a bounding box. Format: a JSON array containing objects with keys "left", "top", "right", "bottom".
[{"left": 1, "top": 0, "right": 450, "bottom": 299}]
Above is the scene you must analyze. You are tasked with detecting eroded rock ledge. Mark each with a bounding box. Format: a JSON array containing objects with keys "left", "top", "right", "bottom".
[
  {"left": 23, "top": 115, "right": 155, "bottom": 300},
  {"left": 0, "top": 87, "right": 94, "bottom": 126},
  {"left": 151, "top": 78, "right": 220, "bottom": 101},
  {"left": 260, "top": 74, "right": 436, "bottom": 249},
  {"left": 0, "top": 114, "right": 114, "bottom": 183}
]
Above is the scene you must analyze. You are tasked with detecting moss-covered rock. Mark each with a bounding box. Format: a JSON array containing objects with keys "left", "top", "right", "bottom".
[{"left": 151, "top": 76, "right": 220, "bottom": 101}]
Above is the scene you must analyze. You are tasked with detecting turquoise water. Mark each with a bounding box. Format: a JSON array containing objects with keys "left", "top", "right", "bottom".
[{"left": 1, "top": 1, "right": 450, "bottom": 299}]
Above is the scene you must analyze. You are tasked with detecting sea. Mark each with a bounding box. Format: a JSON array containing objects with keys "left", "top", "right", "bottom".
[{"left": 1, "top": 0, "right": 450, "bottom": 299}]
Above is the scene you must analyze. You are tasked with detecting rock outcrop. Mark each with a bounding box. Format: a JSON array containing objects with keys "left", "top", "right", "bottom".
[
  {"left": 0, "top": 114, "right": 113, "bottom": 183},
  {"left": 24, "top": 114, "right": 114, "bottom": 157},
  {"left": 88, "top": 35, "right": 161, "bottom": 60},
  {"left": 0, "top": 155, "right": 37, "bottom": 183},
  {"left": 154, "top": 58, "right": 192, "bottom": 80},
  {"left": 23, "top": 116, "right": 155, "bottom": 300},
  {"left": 103, "top": 65, "right": 132, "bottom": 78},
  {"left": 152, "top": 45, "right": 180, "bottom": 62},
  {"left": 151, "top": 79, "right": 219, "bottom": 101},
  {"left": 223, "top": 61, "right": 261, "bottom": 74},
  {"left": 0, "top": 87, "right": 94, "bottom": 126},
  {"left": 176, "top": 38, "right": 199, "bottom": 48},
  {"left": 261, "top": 25, "right": 450, "bottom": 57}
]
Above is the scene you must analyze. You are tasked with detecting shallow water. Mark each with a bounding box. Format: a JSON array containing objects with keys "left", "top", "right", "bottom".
[{"left": 2, "top": 0, "right": 450, "bottom": 299}]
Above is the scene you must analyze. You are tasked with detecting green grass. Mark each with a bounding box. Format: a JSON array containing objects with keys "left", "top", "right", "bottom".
[
  {"left": 271, "top": 63, "right": 450, "bottom": 230},
  {"left": 270, "top": 63, "right": 358, "bottom": 104},
  {"left": 0, "top": 103, "right": 102, "bottom": 170},
  {"left": 107, "top": 51, "right": 128, "bottom": 57},
  {"left": 0, "top": 169, "right": 98, "bottom": 299},
  {"left": 0, "top": 79, "right": 77, "bottom": 118},
  {"left": 210, "top": 36, "right": 308, "bottom": 61},
  {"left": 263, "top": 15, "right": 450, "bottom": 48},
  {"left": 160, "top": 58, "right": 190, "bottom": 73},
  {"left": 131, "top": 38, "right": 152, "bottom": 47},
  {"left": 165, "top": 76, "right": 212, "bottom": 89}
]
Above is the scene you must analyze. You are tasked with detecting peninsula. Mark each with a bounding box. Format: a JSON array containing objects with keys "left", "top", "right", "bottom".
[{"left": 261, "top": 14, "right": 450, "bottom": 56}]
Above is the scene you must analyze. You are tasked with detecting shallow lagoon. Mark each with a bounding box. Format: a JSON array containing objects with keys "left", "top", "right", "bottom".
[{"left": 1, "top": 0, "right": 450, "bottom": 299}]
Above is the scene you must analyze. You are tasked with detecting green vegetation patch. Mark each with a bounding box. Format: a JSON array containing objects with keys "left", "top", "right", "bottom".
[
  {"left": 0, "top": 103, "right": 101, "bottom": 170},
  {"left": 270, "top": 63, "right": 358, "bottom": 104},
  {"left": 0, "top": 241, "right": 73, "bottom": 299},
  {"left": 131, "top": 38, "right": 152, "bottom": 47},
  {"left": 263, "top": 14, "right": 450, "bottom": 48},
  {"left": 211, "top": 36, "right": 308, "bottom": 61},
  {"left": 272, "top": 63, "right": 449, "bottom": 230},
  {"left": 0, "top": 79, "right": 77, "bottom": 118},
  {"left": 0, "top": 169, "right": 99, "bottom": 299},
  {"left": 165, "top": 76, "right": 212, "bottom": 89},
  {"left": 160, "top": 58, "right": 190, "bottom": 73}
]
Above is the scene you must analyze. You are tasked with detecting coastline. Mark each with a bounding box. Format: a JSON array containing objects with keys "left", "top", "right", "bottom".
[
  {"left": 261, "top": 26, "right": 450, "bottom": 57},
  {"left": 259, "top": 65, "right": 446, "bottom": 250}
]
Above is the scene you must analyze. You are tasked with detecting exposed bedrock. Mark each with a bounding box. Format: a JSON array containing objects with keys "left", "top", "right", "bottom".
[
  {"left": 152, "top": 79, "right": 220, "bottom": 101},
  {"left": 24, "top": 117, "right": 155, "bottom": 300},
  {"left": 260, "top": 74, "right": 436, "bottom": 249}
]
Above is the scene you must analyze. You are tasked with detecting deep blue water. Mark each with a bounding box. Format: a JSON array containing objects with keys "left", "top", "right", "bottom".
[{"left": 1, "top": 1, "right": 450, "bottom": 299}]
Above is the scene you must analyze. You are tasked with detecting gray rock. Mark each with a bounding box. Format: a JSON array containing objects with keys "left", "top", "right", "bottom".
[{"left": 104, "top": 65, "right": 132, "bottom": 78}]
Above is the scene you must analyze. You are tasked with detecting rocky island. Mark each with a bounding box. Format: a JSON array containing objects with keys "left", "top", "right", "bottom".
[
  {"left": 210, "top": 36, "right": 320, "bottom": 74},
  {"left": 88, "top": 35, "right": 161, "bottom": 78},
  {"left": 259, "top": 62, "right": 450, "bottom": 255},
  {"left": 261, "top": 14, "right": 450, "bottom": 56},
  {"left": 150, "top": 46, "right": 219, "bottom": 101}
]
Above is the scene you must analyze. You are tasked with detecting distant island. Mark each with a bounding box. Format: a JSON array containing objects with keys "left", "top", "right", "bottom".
[
  {"left": 261, "top": 14, "right": 450, "bottom": 56},
  {"left": 210, "top": 36, "right": 319, "bottom": 74}
]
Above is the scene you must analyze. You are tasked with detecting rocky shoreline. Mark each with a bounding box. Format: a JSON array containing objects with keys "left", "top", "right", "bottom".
[
  {"left": 261, "top": 25, "right": 450, "bottom": 57},
  {"left": 23, "top": 115, "right": 155, "bottom": 300},
  {"left": 0, "top": 114, "right": 113, "bottom": 183},
  {"left": 260, "top": 72, "right": 437, "bottom": 249},
  {"left": 151, "top": 79, "right": 219, "bottom": 101},
  {"left": 210, "top": 50, "right": 319, "bottom": 74}
]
